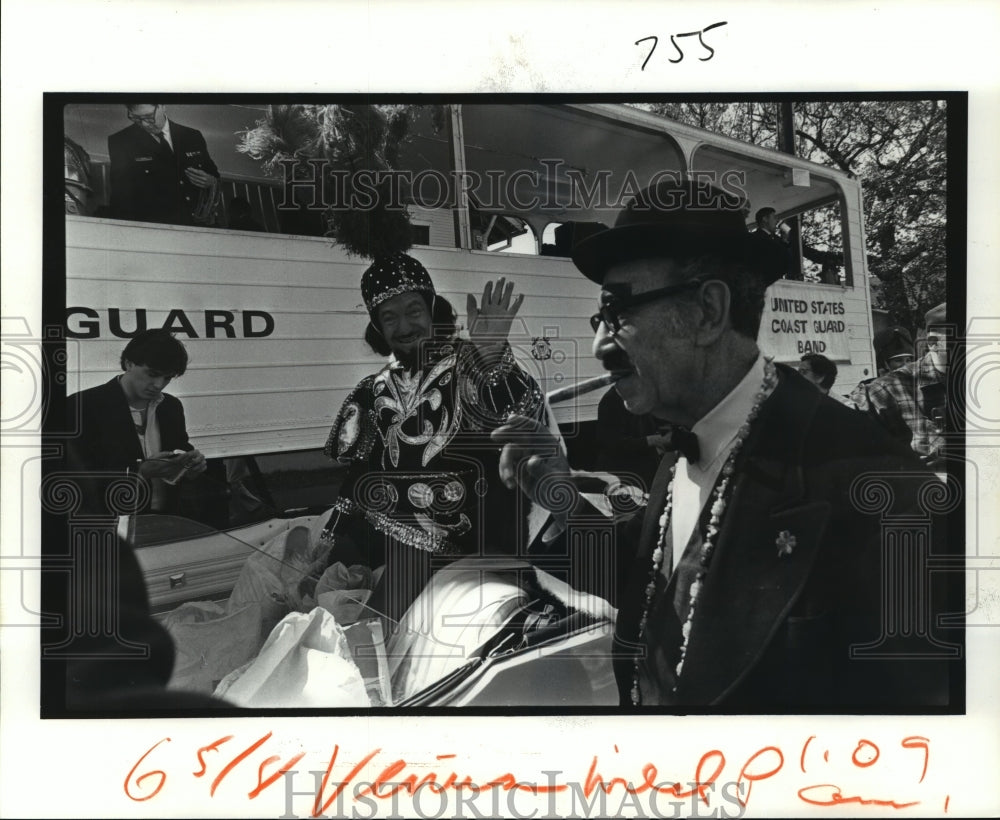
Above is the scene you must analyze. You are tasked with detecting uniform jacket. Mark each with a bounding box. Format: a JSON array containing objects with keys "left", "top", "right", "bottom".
[
  {"left": 610, "top": 365, "right": 957, "bottom": 710},
  {"left": 108, "top": 120, "right": 219, "bottom": 225},
  {"left": 66, "top": 377, "right": 193, "bottom": 515}
]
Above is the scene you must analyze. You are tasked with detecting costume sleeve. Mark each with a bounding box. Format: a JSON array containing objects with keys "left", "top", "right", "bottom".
[
  {"left": 455, "top": 341, "right": 545, "bottom": 431},
  {"left": 324, "top": 376, "right": 378, "bottom": 466}
]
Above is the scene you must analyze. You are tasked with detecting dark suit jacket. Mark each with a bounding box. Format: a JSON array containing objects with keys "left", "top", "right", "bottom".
[
  {"left": 608, "top": 365, "right": 958, "bottom": 710},
  {"left": 66, "top": 377, "right": 193, "bottom": 515},
  {"left": 750, "top": 227, "right": 796, "bottom": 279},
  {"left": 108, "top": 120, "right": 219, "bottom": 225}
]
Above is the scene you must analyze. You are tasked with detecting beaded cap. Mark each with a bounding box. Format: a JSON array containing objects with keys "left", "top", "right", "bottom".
[{"left": 361, "top": 252, "right": 436, "bottom": 316}]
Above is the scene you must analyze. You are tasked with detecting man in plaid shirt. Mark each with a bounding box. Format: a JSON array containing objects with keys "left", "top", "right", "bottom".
[{"left": 854, "top": 303, "right": 948, "bottom": 467}]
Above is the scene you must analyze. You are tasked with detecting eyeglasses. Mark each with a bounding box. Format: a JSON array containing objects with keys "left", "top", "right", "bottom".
[
  {"left": 127, "top": 106, "right": 160, "bottom": 124},
  {"left": 589, "top": 278, "right": 703, "bottom": 334}
]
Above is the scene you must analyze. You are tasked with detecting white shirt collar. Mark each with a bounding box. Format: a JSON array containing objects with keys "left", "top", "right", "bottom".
[
  {"left": 669, "top": 354, "right": 767, "bottom": 568},
  {"left": 689, "top": 353, "right": 766, "bottom": 472},
  {"left": 158, "top": 118, "right": 173, "bottom": 146}
]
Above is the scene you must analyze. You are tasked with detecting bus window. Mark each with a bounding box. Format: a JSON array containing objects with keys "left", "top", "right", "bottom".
[
  {"left": 540, "top": 220, "right": 610, "bottom": 257},
  {"left": 471, "top": 213, "right": 538, "bottom": 254},
  {"left": 798, "top": 201, "right": 846, "bottom": 285}
]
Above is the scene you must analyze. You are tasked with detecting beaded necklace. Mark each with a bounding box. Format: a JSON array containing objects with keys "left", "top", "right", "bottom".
[{"left": 631, "top": 357, "right": 778, "bottom": 706}]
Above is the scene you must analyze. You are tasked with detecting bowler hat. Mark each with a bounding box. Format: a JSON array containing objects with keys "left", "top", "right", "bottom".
[{"left": 571, "top": 178, "right": 786, "bottom": 285}]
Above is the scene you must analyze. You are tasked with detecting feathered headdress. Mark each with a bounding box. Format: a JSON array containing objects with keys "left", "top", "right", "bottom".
[{"left": 239, "top": 104, "right": 424, "bottom": 258}]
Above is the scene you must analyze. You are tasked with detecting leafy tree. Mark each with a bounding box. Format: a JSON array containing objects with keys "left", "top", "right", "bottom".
[{"left": 640, "top": 100, "right": 948, "bottom": 331}]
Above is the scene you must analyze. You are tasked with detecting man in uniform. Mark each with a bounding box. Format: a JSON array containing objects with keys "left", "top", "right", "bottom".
[{"left": 108, "top": 103, "right": 219, "bottom": 225}]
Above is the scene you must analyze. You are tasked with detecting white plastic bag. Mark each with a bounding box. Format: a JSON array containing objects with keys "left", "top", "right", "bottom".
[
  {"left": 314, "top": 562, "right": 385, "bottom": 625},
  {"left": 213, "top": 608, "right": 370, "bottom": 708},
  {"left": 228, "top": 515, "right": 333, "bottom": 618},
  {"left": 161, "top": 600, "right": 263, "bottom": 693}
]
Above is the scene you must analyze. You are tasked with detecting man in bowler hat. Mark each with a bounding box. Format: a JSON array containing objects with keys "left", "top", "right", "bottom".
[{"left": 493, "top": 178, "right": 957, "bottom": 709}]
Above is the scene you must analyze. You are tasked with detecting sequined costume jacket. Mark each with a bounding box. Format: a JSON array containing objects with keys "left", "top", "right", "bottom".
[{"left": 323, "top": 340, "right": 545, "bottom": 555}]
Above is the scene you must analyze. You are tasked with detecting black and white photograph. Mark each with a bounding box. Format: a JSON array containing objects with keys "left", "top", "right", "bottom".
[
  {"left": 3, "top": 3, "right": 999, "bottom": 818},
  {"left": 48, "top": 94, "right": 966, "bottom": 712}
]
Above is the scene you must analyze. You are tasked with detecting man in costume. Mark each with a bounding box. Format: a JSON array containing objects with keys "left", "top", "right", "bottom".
[
  {"left": 66, "top": 329, "right": 207, "bottom": 516},
  {"left": 494, "top": 179, "right": 957, "bottom": 709},
  {"left": 108, "top": 103, "right": 219, "bottom": 225},
  {"left": 320, "top": 252, "right": 547, "bottom": 626}
]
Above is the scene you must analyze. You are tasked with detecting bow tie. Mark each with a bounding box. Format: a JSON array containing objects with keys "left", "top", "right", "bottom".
[{"left": 663, "top": 426, "right": 700, "bottom": 464}]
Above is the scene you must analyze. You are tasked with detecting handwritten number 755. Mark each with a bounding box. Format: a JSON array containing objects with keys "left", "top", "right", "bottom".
[{"left": 636, "top": 22, "right": 728, "bottom": 70}]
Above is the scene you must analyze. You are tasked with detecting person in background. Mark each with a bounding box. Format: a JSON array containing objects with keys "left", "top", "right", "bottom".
[
  {"left": 66, "top": 329, "right": 207, "bottom": 516},
  {"left": 493, "top": 179, "right": 954, "bottom": 709},
  {"left": 854, "top": 303, "right": 948, "bottom": 468},
  {"left": 799, "top": 352, "right": 857, "bottom": 406},
  {"left": 752, "top": 207, "right": 785, "bottom": 243},
  {"left": 319, "top": 253, "right": 548, "bottom": 627},
  {"left": 874, "top": 325, "right": 916, "bottom": 375},
  {"left": 750, "top": 206, "right": 798, "bottom": 280},
  {"left": 108, "top": 104, "right": 220, "bottom": 226},
  {"left": 64, "top": 136, "right": 95, "bottom": 216},
  {"left": 798, "top": 352, "right": 838, "bottom": 395},
  {"left": 849, "top": 324, "right": 915, "bottom": 409}
]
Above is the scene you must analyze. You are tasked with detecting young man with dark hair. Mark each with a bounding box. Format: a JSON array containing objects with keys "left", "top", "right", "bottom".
[{"left": 66, "top": 328, "right": 206, "bottom": 516}]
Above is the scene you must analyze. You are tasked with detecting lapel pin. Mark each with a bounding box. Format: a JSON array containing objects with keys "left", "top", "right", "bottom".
[{"left": 776, "top": 530, "right": 797, "bottom": 557}]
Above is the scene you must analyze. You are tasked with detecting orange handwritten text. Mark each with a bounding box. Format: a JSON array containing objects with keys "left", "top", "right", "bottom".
[
  {"left": 582, "top": 749, "right": 725, "bottom": 804},
  {"left": 798, "top": 783, "right": 920, "bottom": 809},
  {"left": 737, "top": 746, "right": 784, "bottom": 807},
  {"left": 124, "top": 737, "right": 171, "bottom": 802},
  {"left": 121, "top": 731, "right": 942, "bottom": 814}
]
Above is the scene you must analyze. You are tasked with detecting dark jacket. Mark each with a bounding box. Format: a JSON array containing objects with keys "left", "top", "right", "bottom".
[
  {"left": 609, "top": 365, "right": 958, "bottom": 710},
  {"left": 108, "top": 120, "right": 219, "bottom": 225},
  {"left": 66, "top": 377, "right": 192, "bottom": 515}
]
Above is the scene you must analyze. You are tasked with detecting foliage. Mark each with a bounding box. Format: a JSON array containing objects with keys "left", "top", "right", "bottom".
[
  {"left": 641, "top": 100, "right": 948, "bottom": 330},
  {"left": 238, "top": 104, "right": 423, "bottom": 259}
]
